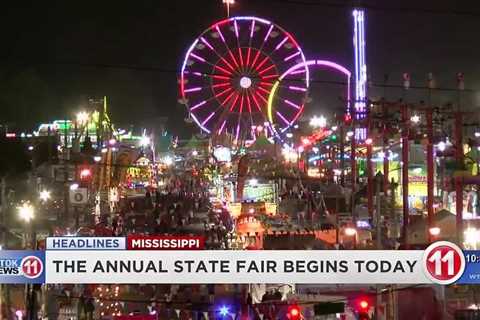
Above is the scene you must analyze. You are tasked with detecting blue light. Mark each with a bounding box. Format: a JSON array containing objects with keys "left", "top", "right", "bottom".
[{"left": 219, "top": 305, "right": 229, "bottom": 317}]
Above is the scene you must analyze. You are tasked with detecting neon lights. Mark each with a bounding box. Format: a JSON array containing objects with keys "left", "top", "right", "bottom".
[
  {"left": 184, "top": 87, "right": 202, "bottom": 93},
  {"left": 190, "top": 53, "right": 206, "bottom": 62},
  {"left": 257, "top": 86, "right": 270, "bottom": 95},
  {"left": 215, "top": 86, "right": 232, "bottom": 98},
  {"left": 234, "top": 16, "right": 271, "bottom": 25},
  {"left": 190, "top": 113, "right": 210, "bottom": 134},
  {"left": 238, "top": 47, "right": 244, "bottom": 67},
  {"left": 200, "top": 37, "right": 214, "bottom": 50},
  {"left": 181, "top": 16, "right": 310, "bottom": 136},
  {"left": 229, "top": 94, "right": 240, "bottom": 111},
  {"left": 234, "top": 20, "right": 239, "bottom": 38},
  {"left": 218, "top": 120, "right": 227, "bottom": 134},
  {"left": 353, "top": 9, "right": 367, "bottom": 121},
  {"left": 288, "top": 85, "right": 307, "bottom": 92},
  {"left": 212, "top": 82, "right": 230, "bottom": 88},
  {"left": 258, "top": 64, "right": 275, "bottom": 75},
  {"left": 261, "top": 74, "right": 279, "bottom": 80},
  {"left": 254, "top": 56, "right": 270, "bottom": 72},
  {"left": 212, "top": 75, "right": 230, "bottom": 80},
  {"left": 263, "top": 25, "right": 274, "bottom": 42},
  {"left": 284, "top": 99, "right": 301, "bottom": 109},
  {"left": 216, "top": 25, "right": 226, "bottom": 43},
  {"left": 267, "top": 59, "right": 351, "bottom": 129},
  {"left": 222, "top": 91, "right": 236, "bottom": 105},
  {"left": 275, "top": 36, "right": 289, "bottom": 51},
  {"left": 190, "top": 100, "right": 207, "bottom": 110},
  {"left": 214, "top": 65, "right": 232, "bottom": 75},
  {"left": 276, "top": 111, "right": 290, "bottom": 126},
  {"left": 267, "top": 81, "right": 280, "bottom": 122},
  {"left": 202, "top": 112, "right": 215, "bottom": 126},
  {"left": 290, "top": 69, "right": 306, "bottom": 75},
  {"left": 284, "top": 51, "right": 300, "bottom": 62}
]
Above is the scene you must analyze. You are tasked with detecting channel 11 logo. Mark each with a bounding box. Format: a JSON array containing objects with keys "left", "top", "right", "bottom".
[
  {"left": 423, "top": 241, "right": 466, "bottom": 285},
  {"left": 20, "top": 256, "right": 44, "bottom": 279}
]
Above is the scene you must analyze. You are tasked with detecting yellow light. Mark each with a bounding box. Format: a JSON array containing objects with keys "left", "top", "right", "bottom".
[
  {"left": 429, "top": 227, "right": 441, "bottom": 236},
  {"left": 464, "top": 228, "right": 480, "bottom": 249},
  {"left": 267, "top": 81, "right": 280, "bottom": 123},
  {"left": 39, "top": 190, "right": 51, "bottom": 202},
  {"left": 18, "top": 203, "right": 34, "bottom": 222},
  {"left": 76, "top": 111, "right": 89, "bottom": 125},
  {"left": 344, "top": 227, "right": 357, "bottom": 236}
]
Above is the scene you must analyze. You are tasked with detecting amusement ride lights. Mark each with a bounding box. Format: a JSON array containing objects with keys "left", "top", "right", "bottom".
[{"left": 180, "top": 16, "right": 309, "bottom": 141}]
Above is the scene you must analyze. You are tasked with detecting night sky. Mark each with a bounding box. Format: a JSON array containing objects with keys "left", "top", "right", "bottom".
[{"left": 1, "top": 1, "right": 479, "bottom": 136}]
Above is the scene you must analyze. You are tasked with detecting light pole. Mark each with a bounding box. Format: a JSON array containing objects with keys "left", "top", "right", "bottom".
[
  {"left": 39, "top": 190, "right": 50, "bottom": 203},
  {"left": 222, "top": 0, "right": 234, "bottom": 18},
  {"left": 17, "top": 203, "right": 35, "bottom": 320},
  {"left": 344, "top": 227, "right": 357, "bottom": 248}
]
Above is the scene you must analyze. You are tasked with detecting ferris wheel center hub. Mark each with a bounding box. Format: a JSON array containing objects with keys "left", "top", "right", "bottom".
[{"left": 239, "top": 76, "right": 252, "bottom": 89}]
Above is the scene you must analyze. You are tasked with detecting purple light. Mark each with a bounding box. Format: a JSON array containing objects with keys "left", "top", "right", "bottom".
[
  {"left": 288, "top": 85, "right": 307, "bottom": 92},
  {"left": 353, "top": 9, "right": 367, "bottom": 121},
  {"left": 219, "top": 120, "right": 227, "bottom": 134},
  {"left": 234, "top": 16, "right": 271, "bottom": 25},
  {"left": 190, "top": 100, "right": 207, "bottom": 111},
  {"left": 190, "top": 53, "right": 206, "bottom": 62},
  {"left": 202, "top": 112, "right": 215, "bottom": 126},
  {"left": 200, "top": 37, "right": 214, "bottom": 50},
  {"left": 193, "top": 72, "right": 203, "bottom": 76},
  {"left": 290, "top": 69, "right": 306, "bottom": 75},
  {"left": 284, "top": 51, "right": 300, "bottom": 62},
  {"left": 315, "top": 60, "right": 351, "bottom": 77},
  {"left": 250, "top": 20, "right": 255, "bottom": 38},
  {"left": 190, "top": 113, "right": 210, "bottom": 134},
  {"left": 276, "top": 111, "right": 290, "bottom": 125},
  {"left": 234, "top": 20, "right": 239, "bottom": 38},
  {"left": 263, "top": 25, "right": 274, "bottom": 42},
  {"left": 275, "top": 36, "right": 289, "bottom": 51},
  {"left": 184, "top": 87, "right": 202, "bottom": 93},
  {"left": 284, "top": 99, "right": 301, "bottom": 109},
  {"left": 216, "top": 25, "right": 226, "bottom": 43}
]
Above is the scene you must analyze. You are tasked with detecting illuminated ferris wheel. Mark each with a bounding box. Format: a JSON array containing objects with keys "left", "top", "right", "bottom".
[{"left": 180, "top": 16, "right": 310, "bottom": 140}]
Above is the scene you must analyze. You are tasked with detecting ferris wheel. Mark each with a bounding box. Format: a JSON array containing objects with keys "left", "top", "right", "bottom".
[{"left": 180, "top": 16, "right": 310, "bottom": 141}]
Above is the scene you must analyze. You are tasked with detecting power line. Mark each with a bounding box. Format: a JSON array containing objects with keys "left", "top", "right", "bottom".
[
  {"left": 256, "top": 0, "right": 480, "bottom": 18},
  {"left": 5, "top": 58, "right": 478, "bottom": 94}
]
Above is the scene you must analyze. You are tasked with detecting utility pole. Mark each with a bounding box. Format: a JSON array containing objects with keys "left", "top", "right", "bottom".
[
  {"left": 367, "top": 141, "right": 374, "bottom": 219},
  {"left": 426, "top": 108, "right": 434, "bottom": 243},
  {"left": 454, "top": 112, "right": 464, "bottom": 244},
  {"left": 375, "top": 175, "right": 382, "bottom": 320},
  {"left": 63, "top": 119, "right": 69, "bottom": 226},
  {"left": 401, "top": 105, "right": 409, "bottom": 248},
  {"left": 340, "top": 124, "right": 345, "bottom": 187}
]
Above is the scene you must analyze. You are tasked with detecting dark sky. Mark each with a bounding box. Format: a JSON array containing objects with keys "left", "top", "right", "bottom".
[{"left": 1, "top": 0, "right": 480, "bottom": 135}]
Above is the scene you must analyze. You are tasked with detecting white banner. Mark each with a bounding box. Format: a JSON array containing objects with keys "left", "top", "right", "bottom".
[{"left": 45, "top": 250, "right": 430, "bottom": 284}]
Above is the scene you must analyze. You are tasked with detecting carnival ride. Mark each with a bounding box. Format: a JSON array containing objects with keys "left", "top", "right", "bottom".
[{"left": 180, "top": 16, "right": 310, "bottom": 141}]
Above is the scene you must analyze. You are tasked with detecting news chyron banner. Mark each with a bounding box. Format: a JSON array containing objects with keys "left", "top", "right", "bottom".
[{"left": 0, "top": 237, "right": 479, "bottom": 285}]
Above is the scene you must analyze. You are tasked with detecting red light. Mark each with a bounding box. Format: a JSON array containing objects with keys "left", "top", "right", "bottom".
[
  {"left": 288, "top": 305, "right": 301, "bottom": 319},
  {"left": 359, "top": 300, "right": 369, "bottom": 309},
  {"left": 80, "top": 169, "right": 91, "bottom": 179}
]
